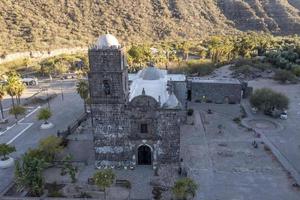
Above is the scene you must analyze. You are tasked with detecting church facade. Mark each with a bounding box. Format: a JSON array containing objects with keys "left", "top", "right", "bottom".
[{"left": 88, "top": 34, "right": 185, "bottom": 169}]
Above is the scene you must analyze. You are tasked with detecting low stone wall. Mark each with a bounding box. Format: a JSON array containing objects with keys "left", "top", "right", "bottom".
[
  {"left": 0, "top": 47, "right": 87, "bottom": 64},
  {"left": 189, "top": 82, "right": 242, "bottom": 104}
]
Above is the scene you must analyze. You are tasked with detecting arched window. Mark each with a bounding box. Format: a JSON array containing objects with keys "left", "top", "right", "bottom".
[{"left": 103, "top": 80, "right": 111, "bottom": 95}]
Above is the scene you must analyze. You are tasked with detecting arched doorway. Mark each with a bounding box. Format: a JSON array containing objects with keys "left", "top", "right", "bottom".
[{"left": 137, "top": 145, "right": 152, "bottom": 165}]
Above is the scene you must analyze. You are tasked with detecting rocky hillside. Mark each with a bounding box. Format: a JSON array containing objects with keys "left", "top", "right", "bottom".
[{"left": 0, "top": 0, "right": 300, "bottom": 53}]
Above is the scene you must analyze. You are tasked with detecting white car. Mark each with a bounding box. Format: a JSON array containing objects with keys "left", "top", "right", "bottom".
[
  {"left": 251, "top": 107, "right": 258, "bottom": 114},
  {"left": 280, "top": 113, "right": 288, "bottom": 120},
  {"left": 22, "top": 77, "right": 38, "bottom": 86}
]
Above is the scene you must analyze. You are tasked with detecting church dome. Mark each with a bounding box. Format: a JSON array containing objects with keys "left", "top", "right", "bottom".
[
  {"left": 163, "top": 93, "right": 182, "bottom": 109},
  {"left": 139, "top": 65, "right": 164, "bottom": 80},
  {"left": 95, "top": 34, "right": 120, "bottom": 49}
]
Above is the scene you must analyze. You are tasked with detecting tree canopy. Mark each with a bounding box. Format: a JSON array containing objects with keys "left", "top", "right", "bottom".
[
  {"left": 37, "top": 108, "right": 52, "bottom": 123},
  {"left": 93, "top": 169, "right": 115, "bottom": 191},
  {"left": 250, "top": 88, "right": 289, "bottom": 112},
  {"left": 0, "top": 144, "right": 16, "bottom": 161}
]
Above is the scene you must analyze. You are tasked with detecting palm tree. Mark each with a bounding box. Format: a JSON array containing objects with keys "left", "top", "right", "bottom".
[
  {"left": 15, "top": 82, "right": 25, "bottom": 105},
  {"left": 0, "top": 84, "right": 5, "bottom": 120},
  {"left": 76, "top": 80, "right": 89, "bottom": 113},
  {"left": 6, "top": 73, "right": 19, "bottom": 108}
]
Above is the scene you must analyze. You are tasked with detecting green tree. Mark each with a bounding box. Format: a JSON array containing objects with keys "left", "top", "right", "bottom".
[
  {"left": 172, "top": 178, "right": 198, "bottom": 200},
  {"left": 0, "top": 144, "right": 16, "bottom": 161},
  {"left": 76, "top": 80, "right": 89, "bottom": 113},
  {"left": 15, "top": 152, "right": 45, "bottom": 197},
  {"left": 38, "top": 135, "right": 62, "bottom": 162},
  {"left": 127, "top": 44, "right": 151, "bottom": 67},
  {"left": 93, "top": 169, "right": 115, "bottom": 199},
  {"left": 0, "top": 84, "right": 5, "bottom": 119},
  {"left": 6, "top": 72, "right": 22, "bottom": 109},
  {"left": 250, "top": 88, "right": 289, "bottom": 113},
  {"left": 15, "top": 82, "right": 25, "bottom": 105},
  {"left": 37, "top": 108, "right": 52, "bottom": 124},
  {"left": 180, "top": 41, "right": 191, "bottom": 61},
  {"left": 9, "top": 105, "right": 26, "bottom": 119}
]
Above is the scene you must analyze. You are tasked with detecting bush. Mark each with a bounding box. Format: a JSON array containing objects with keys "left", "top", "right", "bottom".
[
  {"left": 187, "top": 109, "right": 194, "bottom": 116},
  {"left": 233, "top": 117, "right": 241, "bottom": 124},
  {"left": 46, "top": 182, "right": 65, "bottom": 197},
  {"left": 292, "top": 65, "right": 300, "bottom": 77},
  {"left": 250, "top": 88, "right": 289, "bottom": 113},
  {"left": 93, "top": 169, "right": 115, "bottom": 191},
  {"left": 273, "top": 69, "right": 297, "bottom": 83},
  {"left": 15, "top": 152, "right": 45, "bottom": 197},
  {"left": 38, "top": 135, "right": 63, "bottom": 162},
  {"left": 169, "top": 59, "right": 217, "bottom": 76},
  {"left": 37, "top": 108, "right": 52, "bottom": 123},
  {"left": 172, "top": 178, "right": 198, "bottom": 200},
  {"left": 9, "top": 105, "right": 26, "bottom": 118}
]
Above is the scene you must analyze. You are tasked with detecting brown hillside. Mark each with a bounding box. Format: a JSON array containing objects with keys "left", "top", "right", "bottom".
[{"left": 0, "top": 0, "right": 299, "bottom": 53}]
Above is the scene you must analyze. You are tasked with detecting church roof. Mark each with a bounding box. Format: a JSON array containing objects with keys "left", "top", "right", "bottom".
[
  {"left": 138, "top": 65, "right": 164, "bottom": 80},
  {"left": 129, "top": 65, "right": 182, "bottom": 109},
  {"left": 95, "top": 34, "right": 120, "bottom": 49},
  {"left": 163, "top": 92, "right": 182, "bottom": 109}
]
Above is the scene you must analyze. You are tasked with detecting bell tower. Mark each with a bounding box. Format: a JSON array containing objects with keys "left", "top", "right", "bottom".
[
  {"left": 88, "top": 34, "right": 129, "bottom": 105},
  {"left": 88, "top": 35, "right": 131, "bottom": 166}
]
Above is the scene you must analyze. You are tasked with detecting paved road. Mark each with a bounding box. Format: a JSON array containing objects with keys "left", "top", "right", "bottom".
[{"left": 0, "top": 80, "right": 84, "bottom": 193}]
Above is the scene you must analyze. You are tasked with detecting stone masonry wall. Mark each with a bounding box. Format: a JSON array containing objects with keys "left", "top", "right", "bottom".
[{"left": 190, "top": 82, "right": 242, "bottom": 104}]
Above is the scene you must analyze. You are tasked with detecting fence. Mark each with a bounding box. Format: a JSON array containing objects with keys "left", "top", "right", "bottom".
[{"left": 57, "top": 113, "right": 88, "bottom": 139}]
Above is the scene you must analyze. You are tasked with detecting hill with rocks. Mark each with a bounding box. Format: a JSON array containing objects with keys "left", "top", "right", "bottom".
[{"left": 0, "top": 0, "right": 300, "bottom": 54}]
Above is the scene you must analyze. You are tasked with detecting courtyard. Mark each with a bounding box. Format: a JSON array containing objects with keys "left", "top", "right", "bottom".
[{"left": 181, "top": 103, "right": 300, "bottom": 200}]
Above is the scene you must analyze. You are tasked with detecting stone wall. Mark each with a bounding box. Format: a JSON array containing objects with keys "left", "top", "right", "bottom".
[
  {"left": 189, "top": 82, "right": 242, "bottom": 104},
  {"left": 88, "top": 48, "right": 128, "bottom": 105}
]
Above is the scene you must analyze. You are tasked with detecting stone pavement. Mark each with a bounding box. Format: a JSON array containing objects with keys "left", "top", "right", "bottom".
[{"left": 181, "top": 103, "right": 300, "bottom": 200}]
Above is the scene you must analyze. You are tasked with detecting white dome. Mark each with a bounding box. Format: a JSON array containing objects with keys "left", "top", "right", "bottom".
[
  {"left": 95, "top": 34, "right": 120, "bottom": 49},
  {"left": 139, "top": 66, "right": 164, "bottom": 80}
]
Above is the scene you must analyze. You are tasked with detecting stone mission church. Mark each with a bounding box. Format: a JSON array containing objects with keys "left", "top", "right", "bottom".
[{"left": 88, "top": 34, "right": 186, "bottom": 169}]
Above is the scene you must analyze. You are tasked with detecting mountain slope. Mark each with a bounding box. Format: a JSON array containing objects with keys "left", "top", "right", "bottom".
[{"left": 0, "top": 0, "right": 299, "bottom": 54}]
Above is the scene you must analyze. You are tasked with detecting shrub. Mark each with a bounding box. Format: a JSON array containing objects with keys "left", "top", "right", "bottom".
[
  {"left": 233, "top": 117, "right": 241, "bottom": 124},
  {"left": 93, "top": 169, "right": 115, "bottom": 191},
  {"left": 38, "top": 135, "right": 63, "bottom": 162},
  {"left": 172, "top": 178, "right": 198, "bottom": 200},
  {"left": 37, "top": 108, "right": 52, "bottom": 123},
  {"left": 187, "top": 109, "right": 194, "bottom": 116},
  {"left": 292, "top": 65, "right": 300, "bottom": 77},
  {"left": 9, "top": 105, "right": 26, "bottom": 118},
  {"left": 273, "top": 69, "right": 297, "bottom": 83},
  {"left": 250, "top": 88, "right": 289, "bottom": 113},
  {"left": 46, "top": 182, "right": 65, "bottom": 197},
  {"left": 15, "top": 152, "right": 45, "bottom": 197}
]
